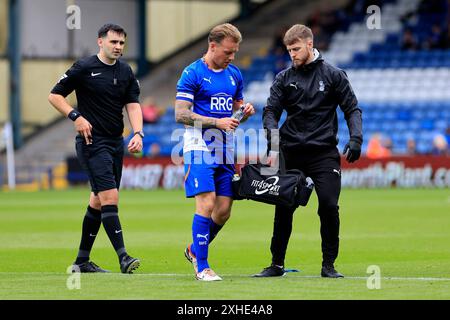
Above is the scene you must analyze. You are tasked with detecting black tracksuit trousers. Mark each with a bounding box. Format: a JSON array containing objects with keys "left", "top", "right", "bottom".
[{"left": 270, "top": 145, "right": 342, "bottom": 267}]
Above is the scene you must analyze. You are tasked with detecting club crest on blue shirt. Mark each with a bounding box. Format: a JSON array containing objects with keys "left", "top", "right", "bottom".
[{"left": 229, "top": 76, "right": 236, "bottom": 86}]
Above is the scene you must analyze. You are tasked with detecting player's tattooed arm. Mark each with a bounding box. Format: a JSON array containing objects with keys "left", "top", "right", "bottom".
[{"left": 175, "top": 99, "right": 217, "bottom": 128}]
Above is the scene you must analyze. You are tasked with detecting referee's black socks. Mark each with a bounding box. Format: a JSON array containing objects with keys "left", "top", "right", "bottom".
[
  {"left": 101, "top": 205, "right": 128, "bottom": 261},
  {"left": 75, "top": 206, "right": 102, "bottom": 264}
]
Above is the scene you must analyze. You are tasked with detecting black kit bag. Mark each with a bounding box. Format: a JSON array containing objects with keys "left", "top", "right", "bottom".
[{"left": 232, "top": 161, "right": 314, "bottom": 208}]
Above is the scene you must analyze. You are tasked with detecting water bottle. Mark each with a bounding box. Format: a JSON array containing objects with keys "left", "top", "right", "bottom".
[
  {"left": 226, "top": 105, "right": 245, "bottom": 135},
  {"left": 231, "top": 105, "right": 245, "bottom": 121}
]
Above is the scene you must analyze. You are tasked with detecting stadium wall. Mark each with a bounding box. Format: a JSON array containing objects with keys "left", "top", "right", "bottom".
[
  {"left": 0, "top": 60, "right": 79, "bottom": 137},
  {"left": 146, "top": 0, "right": 240, "bottom": 62},
  {"left": 21, "top": 0, "right": 138, "bottom": 58},
  {"left": 0, "top": 60, "right": 8, "bottom": 124},
  {"left": 20, "top": 60, "right": 77, "bottom": 131},
  {"left": 18, "top": 0, "right": 239, "bottom": 61},
  {"left": 0, "top": 0, "right": 7, "bottom": 56}
]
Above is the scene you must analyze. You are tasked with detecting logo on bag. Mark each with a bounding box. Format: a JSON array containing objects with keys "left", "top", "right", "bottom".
[{"left": 252, "top": 176, "right": 281, "bottom": 196}]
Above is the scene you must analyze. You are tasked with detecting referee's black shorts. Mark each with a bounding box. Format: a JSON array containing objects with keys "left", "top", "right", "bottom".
[{"left": 75, "top": 135, "right": 124, "bottom": 195}]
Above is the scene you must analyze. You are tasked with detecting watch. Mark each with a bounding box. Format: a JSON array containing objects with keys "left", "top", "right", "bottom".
[
  {"left": 134, "top": 131, "right": 144, "bottom": 138},
  {"left": 68, "top": 109, "right": 81, "bottom": 121}
]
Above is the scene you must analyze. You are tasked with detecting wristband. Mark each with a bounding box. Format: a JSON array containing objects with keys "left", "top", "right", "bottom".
[
  {"left": 68, "top": 110, "right": 82, "bottom": 121},
  {"left": 134, "top": 131, "right": 144, "bottom": 138}
]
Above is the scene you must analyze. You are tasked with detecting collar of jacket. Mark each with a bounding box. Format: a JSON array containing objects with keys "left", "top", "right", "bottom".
[{"left": 291, "top": 48, "right": 323, "bottom": 72}]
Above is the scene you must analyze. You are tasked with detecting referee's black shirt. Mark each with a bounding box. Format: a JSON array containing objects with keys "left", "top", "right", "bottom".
[
  {"left": 51, "top": 55, "right": 140, "bottom": 138},
  {"left": 263, "top": 49, "right": 362, "bottom": 150}
]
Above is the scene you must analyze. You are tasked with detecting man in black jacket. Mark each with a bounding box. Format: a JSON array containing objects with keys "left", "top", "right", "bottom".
[{"left": 254, "top": 24, "right": 362, "bottom": 278}]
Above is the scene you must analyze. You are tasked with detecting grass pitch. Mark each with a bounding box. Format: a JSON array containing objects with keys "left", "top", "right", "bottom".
[{"left": 0, "top": 188, "right": 449, "bottom": 300}]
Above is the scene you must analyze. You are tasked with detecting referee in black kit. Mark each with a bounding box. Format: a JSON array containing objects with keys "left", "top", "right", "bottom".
[
  {"left": 254, "top": 24, "right": 363, "bottom": 278},
  {"left": 49, "top": 24, "right": 143, "bottom": 273}
]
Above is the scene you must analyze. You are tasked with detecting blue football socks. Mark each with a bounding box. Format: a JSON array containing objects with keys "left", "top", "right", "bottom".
[
  {"left": 192, "top": 214, "right": 210, "bottom": 272},
  {"left": 190, "top": 217, "right": 223, "bottom": 258}
]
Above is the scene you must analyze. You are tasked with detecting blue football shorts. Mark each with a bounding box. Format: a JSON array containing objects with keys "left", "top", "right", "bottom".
[{"left": 183, "top": 150, "right": 235, "bottom": 198}]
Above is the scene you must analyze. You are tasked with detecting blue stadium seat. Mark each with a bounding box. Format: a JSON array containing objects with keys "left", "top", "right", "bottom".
[
  {"left": 381, "top": 121, "right": 395, "bottom": 132},
  {"left": 395, "top": 121, "right": 408, "bottom": 132},
  {"left": 409, "top": 120, "right": 421, "bottom": 131},
  {"left": 397, "top": 110, "right": 412, "bottom": 121},
  {"left": 412, "top": 110, "right": 426, "bottom": 119},
  {"left": 384, "top": 110, "right": 397, "bottom": 121},
  {"left": 420, "top": 119, "right": 435, "bottom": 130}
]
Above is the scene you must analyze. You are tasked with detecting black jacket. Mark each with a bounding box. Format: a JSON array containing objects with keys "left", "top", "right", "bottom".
[{"left": 263, "top": 50, "right": 362, "bottom": 151}]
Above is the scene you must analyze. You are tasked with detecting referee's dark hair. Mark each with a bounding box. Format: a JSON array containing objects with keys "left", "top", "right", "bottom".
[{"left": 98, "top": 23, "right": 127, "bottom": 38}]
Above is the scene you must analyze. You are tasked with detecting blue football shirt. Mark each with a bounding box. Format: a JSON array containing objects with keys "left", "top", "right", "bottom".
[{"left": 176, "top": 58, "right": 244, "bottom": 155}]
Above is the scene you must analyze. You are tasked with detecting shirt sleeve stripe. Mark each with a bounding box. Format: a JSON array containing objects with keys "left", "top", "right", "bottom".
[{"left": 176, "top": 92, "right": 194, "bottom": 101}]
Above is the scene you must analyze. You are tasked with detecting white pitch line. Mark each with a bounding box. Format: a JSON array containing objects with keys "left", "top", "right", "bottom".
[
  {"left": 1, "top": 272, "right": 450, "bottom": 282},
  {"left": 289, "top": 275, "right": 450, "bottom": 282}
]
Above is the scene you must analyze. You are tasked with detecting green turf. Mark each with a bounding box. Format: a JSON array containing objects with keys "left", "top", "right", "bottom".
[{"left": 0, "top": 188, "right": 449, "bottom": 299}]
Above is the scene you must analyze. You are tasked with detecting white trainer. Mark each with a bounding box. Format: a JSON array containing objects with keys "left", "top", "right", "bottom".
[{"left": 196, "top": 268, "right": 222, "bottom": 281}]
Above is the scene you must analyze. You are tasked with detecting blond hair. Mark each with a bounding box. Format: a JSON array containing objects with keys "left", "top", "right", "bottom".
[
  {"left": 283, "top": 24, "right": 313, "bottom": 45},
  {"left": 208, "top": 23, "right": 242, "bottom": 44}
]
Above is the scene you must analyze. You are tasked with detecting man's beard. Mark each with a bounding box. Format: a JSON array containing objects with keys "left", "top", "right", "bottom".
[
  {"left": 293, "top": 55, "right": 309, "bottom": 67},
  {"left": 293, "top": 59, "right": 306, "bottom": 67}
]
